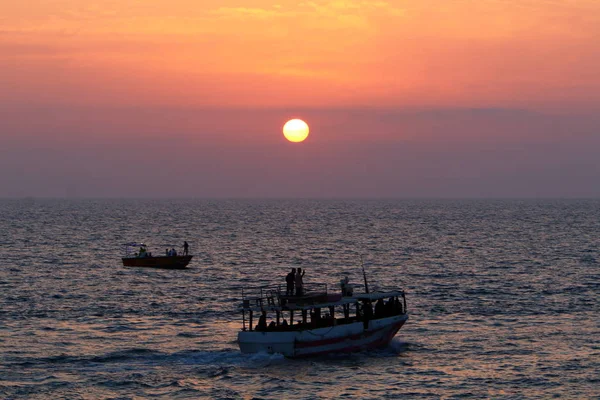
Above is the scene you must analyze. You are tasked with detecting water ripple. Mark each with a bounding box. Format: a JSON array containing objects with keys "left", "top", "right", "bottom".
[{"left": 0, "top": 199, "right": 599, "bottom": 399}]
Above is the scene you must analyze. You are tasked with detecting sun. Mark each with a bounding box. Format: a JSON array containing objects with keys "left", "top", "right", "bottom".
[{"left": 283, "top": 119, "right": 309, "bottom": 143}]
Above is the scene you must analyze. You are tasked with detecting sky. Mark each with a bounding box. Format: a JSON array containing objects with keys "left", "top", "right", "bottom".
[{"left": 1, "top": 0, "right": 599, "bottom": 198}]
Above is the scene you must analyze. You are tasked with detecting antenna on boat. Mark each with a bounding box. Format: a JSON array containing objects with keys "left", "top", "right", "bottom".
[{"left": 360, "top": 255, "right": 369, "bottom": 294}]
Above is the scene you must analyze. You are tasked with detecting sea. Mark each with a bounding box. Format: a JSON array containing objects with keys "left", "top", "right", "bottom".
[{"left": 0, "top": 199, "right": 598, "bottom": 399}]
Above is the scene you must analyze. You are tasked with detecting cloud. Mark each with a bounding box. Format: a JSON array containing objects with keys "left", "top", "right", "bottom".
[
  {"left": 1, "top": 0, "right": 599, "bottom": 111},
  {"left": 304, "top": 0, "right": 403, "bottom": 15},
  {"left": 208, "top": 1, "right": 403, "bottom": 31},
  {"left": 210, "top": 6, "right": 289, "bottom": 19}
]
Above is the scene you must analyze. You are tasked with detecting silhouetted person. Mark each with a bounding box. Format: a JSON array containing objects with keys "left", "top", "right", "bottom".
[
  {"left": 385, "top": 298, "right": 394, "bottom": 316},
  {"left": 183, "top": 241, "right": 189, "bottom": 256},
  {"left": 375, "top": 298, "right": 385, "bottom": 318},
  {"left": 256, "top": 312, "right": 267, "bottom": 331},
  {"left": 295, "top": 268, "right": 305, "bottom": 296},
  {"left": 286, "top": 268, "right": 296, "bottom": 296},
  {"left": 340, "top": 276, "right": 353, "bottom": 296},
  {"left": 363, "top": 301, "right": 373, "bottom": 329},
  {"left": 268, "top": 321, "right": 276, "bottom": 330}
]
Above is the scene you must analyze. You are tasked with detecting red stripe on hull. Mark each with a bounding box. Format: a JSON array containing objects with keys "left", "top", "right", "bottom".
[
  {"left": 293, "top": 320, "right": 406, "bottom": 357},
  {"left": 295, "top": 322, "right": 394, "bottom": 349}
]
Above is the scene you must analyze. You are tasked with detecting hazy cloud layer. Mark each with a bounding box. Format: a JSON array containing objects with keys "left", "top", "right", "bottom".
[{"left": 2, "top": 107, "right": 598, "bottom": 198}]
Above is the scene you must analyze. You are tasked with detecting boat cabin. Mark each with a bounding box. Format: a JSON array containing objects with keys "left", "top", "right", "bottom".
[{"left": 240, "top": 283, "right": 407, "bottom": 333}]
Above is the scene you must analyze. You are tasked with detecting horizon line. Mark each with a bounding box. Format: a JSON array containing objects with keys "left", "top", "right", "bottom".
[{"left": 1, "top": 196, "right": 599, "bottom": 201}]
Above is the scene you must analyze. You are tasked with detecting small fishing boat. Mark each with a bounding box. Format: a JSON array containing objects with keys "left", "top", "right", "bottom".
[
  {"left": 238, "top": 270, "right": 408, "bottom": 357},
  {"left": 121, "top": 242, "right": 193, "bottom": 269}
]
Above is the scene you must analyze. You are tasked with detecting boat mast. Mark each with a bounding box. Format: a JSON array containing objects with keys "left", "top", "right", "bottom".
[{"left": 360, "top": 255, "right": 369, "bottom": 294}]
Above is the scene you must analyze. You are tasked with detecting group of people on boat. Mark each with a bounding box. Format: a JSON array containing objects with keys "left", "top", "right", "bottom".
[
  {"left": 372, "top": 297, "right": 404, "bottom": 319},
  {"left": 285, "top": 267, "right": 306, "bottom": 296},
  {"left": 165, "top": 241, "right": 190, "bottom": 257},
  {"left": 283, "top": 270, "right": 354, "bottom": 298},
  {"left": 253, "top": 296, "right": 405, "bottom": 332},
  {"left": 135, "top": 241, "right": 190, "bottom": 258}
]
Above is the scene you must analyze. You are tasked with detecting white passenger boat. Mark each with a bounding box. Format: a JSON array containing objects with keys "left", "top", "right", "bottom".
[{"left": 238, "top": 279, "right": 408, "bottom": 358}]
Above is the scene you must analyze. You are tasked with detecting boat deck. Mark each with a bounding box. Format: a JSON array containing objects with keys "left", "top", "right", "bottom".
[{"left": 240, "top": 283, "right": 405, "bottom": 312}]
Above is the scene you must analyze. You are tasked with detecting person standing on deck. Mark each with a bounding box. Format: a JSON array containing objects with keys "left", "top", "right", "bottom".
[
  {"left": 285, "top": 268, "right": 296, "bottom": 296},
  {"left": 295, "top": 268, "right": 305, "bottom": 296},
  {"left": 183, "top": 241, "right": 189, "bottom": 256}
]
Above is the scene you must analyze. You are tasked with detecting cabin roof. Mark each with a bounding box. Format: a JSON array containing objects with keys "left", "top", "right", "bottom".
[
  {"left": 241, "top": 297, "right": 356, "bottom": 312},
  {"left": 353, "top": 291, "right": 405, "bottom": 301},
  {"left": 284, "top": 297, "right": 358, "bottom": 311},
  {"left": 241, "top": 290, "right": 405, "bottom": 312}
]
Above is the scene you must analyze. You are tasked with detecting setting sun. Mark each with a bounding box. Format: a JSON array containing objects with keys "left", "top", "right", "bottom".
[{"left": 283, "top": 119, "right": 310, "bottom": 143}]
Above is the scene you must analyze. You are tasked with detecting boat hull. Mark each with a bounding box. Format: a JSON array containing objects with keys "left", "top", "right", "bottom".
[
  {"left": 238, "top": 314, "right": 408, "bottom": 357},
  {"left": 122, "top": 255, "right": 193, "bottom": 269}
]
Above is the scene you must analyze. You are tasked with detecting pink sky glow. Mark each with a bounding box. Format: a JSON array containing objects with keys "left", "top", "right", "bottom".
[{"left": 1, "top": 1, "right": 599, "bottom": 197}]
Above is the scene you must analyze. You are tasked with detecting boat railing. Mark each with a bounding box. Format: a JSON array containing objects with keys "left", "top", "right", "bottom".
[
  {"left": 241, "top": 285, "right": 283, "bottom": 309},
  {"left": 241, "top": 283, "right": 329, "bottom": 310},
  {"left": 354, "top": 285, "right": 405, "bottom": 295}
]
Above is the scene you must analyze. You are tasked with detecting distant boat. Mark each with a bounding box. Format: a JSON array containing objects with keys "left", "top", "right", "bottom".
[
  {"left": 121, "top": 242, "right": 193, "bottom": 269},
  {"left": 238, "top": 280, "right": 408, "bottom": 357}
]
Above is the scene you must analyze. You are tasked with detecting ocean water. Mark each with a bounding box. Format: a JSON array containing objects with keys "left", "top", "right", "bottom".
[{"left": 0, "top": 199, "right": 598, "bottom": 399}]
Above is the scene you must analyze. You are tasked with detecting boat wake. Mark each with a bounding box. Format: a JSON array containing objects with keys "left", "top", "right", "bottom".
[
  {"left": 246, "top": 351, "right": 286, "bottom": 366},
  {"left": 385, "top": 338, "right": 411, "bottom": 354}
]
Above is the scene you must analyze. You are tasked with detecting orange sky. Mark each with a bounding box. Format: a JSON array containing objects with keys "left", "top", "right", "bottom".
[
  {"left": 2, "top": 0, "right": 600, "bottom": 110},
  {"left": 2, "top": 1, "right": 600, "bottom": 198}
]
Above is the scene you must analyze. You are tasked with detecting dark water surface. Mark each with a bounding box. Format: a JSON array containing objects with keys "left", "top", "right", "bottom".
[{"left": 1, "top": 199, "right": 599, "bottom": 399}]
